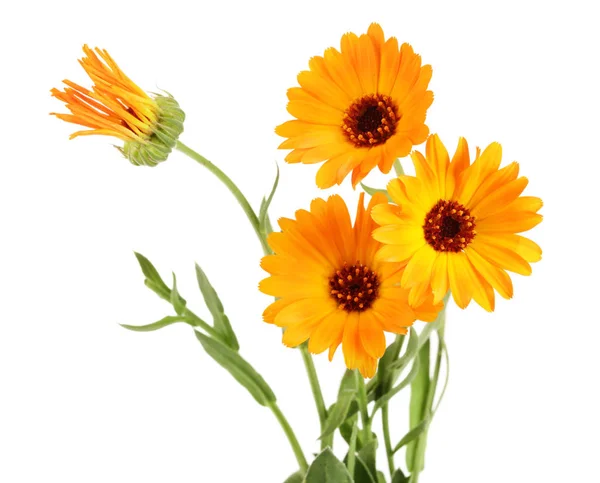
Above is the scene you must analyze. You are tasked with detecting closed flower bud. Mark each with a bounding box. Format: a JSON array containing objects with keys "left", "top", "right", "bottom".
[{"left": 51, "top": 45, "right": 185, "bottom": 166}]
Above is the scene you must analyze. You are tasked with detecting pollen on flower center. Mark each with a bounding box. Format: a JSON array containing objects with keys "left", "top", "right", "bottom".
[
  {"left": 423, "top": 200, "right": 476, "bottom": 252},
  {"left": 329, "top": 262, "right": 380, "bottom": 312},
  {"left": 342, "top": 94, "right": 399, "bottom": 147}
]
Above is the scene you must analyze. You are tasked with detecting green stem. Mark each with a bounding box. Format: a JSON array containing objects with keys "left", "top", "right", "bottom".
[
  {"left": 382, "top": 404, "right": 395, "bottom": 477},
  {"left": 177, "top": 141, "right": 308, "bottom": 470},
  {"left": 300, "top": 345, "right": 330, "bottom": 450},
  {"left": 176, "top": 141, "right": 271, "bottom": 255},
  {"left": 347, "top": 418, "right": 359, "bottom": 476},
  {"left": 380, "top": 334, "right": 404, "bottom": 477},
  {"left": 410, "top": 313, "right": 446, "bottom": 483},
  {"left": 356, "top": 371, "right": 371, "bottom": 442},
  {"left": 268, "top": 401, "right": 309, "bottom": 472}
]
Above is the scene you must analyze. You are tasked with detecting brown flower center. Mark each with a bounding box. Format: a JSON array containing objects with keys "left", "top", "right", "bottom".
[
  {"left": 342, "top": 94, "right": 399, "bottom": 147},
  {"left": 423, "top": 200, "right": 476, "bottom": 252},
  {"left": 329, "top": 262, "right": 380, "bottom": 312}
]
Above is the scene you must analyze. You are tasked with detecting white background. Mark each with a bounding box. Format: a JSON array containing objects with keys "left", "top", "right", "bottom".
[{"left": 1, "top": 1, "right": 599, "bottom": 482}]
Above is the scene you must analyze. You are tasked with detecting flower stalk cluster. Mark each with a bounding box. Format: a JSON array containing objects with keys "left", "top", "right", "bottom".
[{"left": 52, "top": 23, "right": 542, "bottom": 483}]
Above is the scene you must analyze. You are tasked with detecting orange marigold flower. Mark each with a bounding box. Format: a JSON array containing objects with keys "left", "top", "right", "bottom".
[
  {"left": 276, "top": 23, "right": 433, "bottom": 189},
  {"left": 372, "top": 134, "right": 543, "bottom": 312},
  {"left": 259, "top": 193, "right": 442, "bottom": 378},
  {"left": 51, "top": 45, "right": 184, "bottom": 167}
]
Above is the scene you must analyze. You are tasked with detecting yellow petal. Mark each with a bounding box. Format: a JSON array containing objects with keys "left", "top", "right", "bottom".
[
  {"left": 465, "top": 247, "right": 513, "bottom": 299},
  {"left": 308, "top": 309, "right": 347, "bottom": 354},
  {"left": 476, "top": 233, "right": 542, "bottom": 263},
  {"left": 375, "top": 241, "right": 423, "bottom": 264},
  {"left": 359, "top": 311, "right": 386, "bottom": 359},
  {"left": 371, "top": 202, "right": 404, "bottom": 226},
  {"left": 471, "top": 177, "right": 529, "bottom": 219},
  {"left": 401, "top": 244, "right": 437, "bottom": 287},
  {"left": 259, "top": 275, "right": 327, "bottom": 298},
  {"left": 471, "top": 239, "right": 532, "bottom": 276},
  {"left": 447, "top": 252, "right": 473, "bottom": 309},
  {"left": 316, "top": 150, "right": 366, "bottom": 188},
  {"left": 425, "top": 134, "right": 450, "bottom": 199},
  {"left": 287, "top": 99, "right": 343, "bottom": 125},
  {"left": 342, "top": 311, "right": 361, "bottom": 370},
  {"left": 477, "top": 211, "right": 543, "bottom": 234},
  {"left": 430, "top": 252, "right": 449, "bottom": 304},
  {"left": 275, "top": 298, "right": 335, "bottom": 326},
  {"left": 378, "top": 36, "right": 401, "bottom": 94}
]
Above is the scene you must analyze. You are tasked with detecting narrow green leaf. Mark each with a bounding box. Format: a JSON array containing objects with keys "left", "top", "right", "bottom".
[
  {"left": 259, "top": 164, "right": 279, "bottom": 234},
  {"left": 393, "top": 159, "right": 405, "bottom": 176},
  {"left": 376, "top": 471, "right": 387, "bottom": 483},
  {"left": 320, "top": 370, "right": 358, "bottom": 439},
  {"left": 283, "top": 470, "right": 304, "bottom": 483},
  {"left": 392, "top": 419, "right": 429, "bottom": 454},
  {"left": 134, "top": 252, "right": 170, "bottom": 295},
  {"left": 120, "top": 315, "right": 193, "bottom": 332},
  {"left": 374, "top": 334, "right": 405, "bottom": 400},
  {"left": 304, "top": 448, "right": 353, "bottom": 483},
  {"left": 388, "top": 327, "right": 418, "bottom": 373},
  {"left": 259, "top": 197, "right": 274, "bottom": 235},
  {"left": 391, "top": 468, "right": 409, "bottom": 483},
  {"left": 170, "top": 273, "right": 186, "bottom": 315},
  {"left": 360, "top": 183, "right": 391, "bottom": 201},
  {"left": 358, "top": 438, "right": 378, "bottom": 479},
  {"left": 351, "top": 455, "right": 376, "bottom": 483},
  {"left": 194, "top": 263, "right": 239, "bottom": 351},
  {"left": 433, "top": 339, "right": 450, "bottom": 414},
  {"left": 406, "top": 339, "right": 430, "bottom": 472},
  {"left": 194, "top": 331, "right": 275, "bottom": 406},
  {"left": 372, "top": 351, "right": 421, "bottom": 414}
]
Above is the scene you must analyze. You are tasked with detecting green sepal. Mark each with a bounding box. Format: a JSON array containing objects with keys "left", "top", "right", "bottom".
[
  {"left": 120, "top": 315, "right": 193, "bottom": 332},
  {"left": 121, "top": 94, "right": 185, "bottom": 167},
  {"left": 134, "top": 252, "right": 171, "bottom": 299},
  {"left": 194, "top": 331, "right": 275, "bottom": 406},
  {"left": 195, "top": 263, "right": 239, "bottom": 351},
  {"left": 304, "top": 448, "right": 353, "bottom": 483},
  {"left": 283, "top": 470, "right": 304, "bottom": 483},
  {"left": 360, "top": 183, "right": 391, "bottom": 201},
  {"left": 320, "top": 369, "right": 358, "bottom": 439},
  {"left": 391, "top": 468, "right": 409, "bottom": 483},
  {"left": 406, "top": 339, "right": 430, "bottom": 472},
  {"left": 170, "top": 273, "right": 187, "bottom": 315},
  {"left": 259, "top": 164, "right": 279, "bottom": 236}
]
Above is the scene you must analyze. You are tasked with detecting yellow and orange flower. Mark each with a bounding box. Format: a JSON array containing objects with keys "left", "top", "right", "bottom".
[
  {"left": 372, "top": 134, "right": 543, "bottom": 311},
  {"left": 259, "top": 193, "right": 442, "bottom": 378},
  {"left": 51, "top": 45, "right": 184, "bottom": 167},
  {"left": 276, "top": 23, "right": 433, "bottom": 189}
]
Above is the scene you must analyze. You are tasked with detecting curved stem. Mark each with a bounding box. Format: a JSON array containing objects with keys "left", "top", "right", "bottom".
[
  {"left": 382, "top": 404, "right": 395, "bottom": 477},
  {"left": 356, "top": 371, "right": 371, "bottom": 442},
  {"left": 176, "top": 141, "right": 271, "bottom": 255},
  {"left": 410, "top": 316, "right": 446, "bottom": 483},
  {"left": 300, "top": 345, "right": 329, "bottom": 449},
  {"left": 268, "top": 401, "right": 309, "bottom": 472},
  {"left": 177, "top": 141, "right": 307, "bottom": 470}
]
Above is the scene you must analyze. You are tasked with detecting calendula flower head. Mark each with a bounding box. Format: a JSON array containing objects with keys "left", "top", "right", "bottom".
[
  {"left": 51, "top": 45, "right": 185, "bottom": 167},
  {"left": 276, "top": 23, "right": 433, "bottom": 189},
  {"left": 259, "top": 193, "right": 442, "bottom": 378},
  {"left": 372, "top": 134, "right": 543, "bottom": 312}
]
